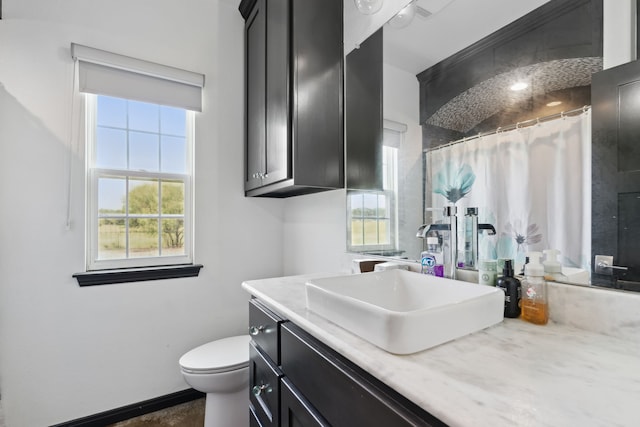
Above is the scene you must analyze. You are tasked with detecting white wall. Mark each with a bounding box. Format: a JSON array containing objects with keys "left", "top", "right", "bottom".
[
  {"left": 0, "top": 1, "right": 285, "bottom": 426},
  {"left": 603, "top": 0, "right": 637, "bottom": 69},
  {"left": 282, "top": 190, "right": 349, "bottom": 276},
  {"left": 383, "top": 63, "right": 423, "bottom": 261},
  {"left": 0, "top": 0, "right": 636, "bottom": 426}
]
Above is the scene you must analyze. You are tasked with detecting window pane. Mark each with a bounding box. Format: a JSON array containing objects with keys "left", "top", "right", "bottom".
[
  {"left": 378, "top": 219, "right": 391, "bottom": 244},
  {"left": 363, "top": 219, "right": 378, "bottom": 245},
  {"left": 98, "top": 177, "right": 125, "bottom": 213},
  {"left": 351, "top": 219, "right": 364, "bottom": 246},
  {"left": 161, "top": 181, "right": 184, "bottom": 214},
  {"left": 129, "top": 218, "right": 159, "bottom": 257},
  {"left": 128, "top": 100, "right": 159, "bottom": 132},
  {"left": 350, "top": 194, "right": 363, "bottom": 218},
  {"left": 97, "top": 96, "right": 126, "bottom": 128},
  {"left": 98, "top": 218, "right": 125, "bottom": 259},
  {"left": 96, "top": 128, "right": 127, "bottom": 169},
  {"left": 162, "top": 219, "right": 185, "bottom": 255},
  {"left": 129, "top": 131, "right": 159, "bottom": 171},
  {"left": 128, "top": 179, "right": 159, "bottom": 214},
  {"left": 161, "top": 106, "right": 186, "bottom": 136},
  {"left": 161, "top": 136, "right": 186, "bottom": 173},
  {"left": 363, "top": 194, "right": 378, "bottom": 218},
  {"left": 378, "top": 195, "right": 387, "bottom": 217}
]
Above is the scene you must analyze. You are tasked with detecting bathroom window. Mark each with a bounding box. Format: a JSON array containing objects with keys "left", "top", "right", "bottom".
[
  {"left": 347, "top": 144, "right": 399, "bottom": 253},
  {"left": 86, "top": 95, "right": 194, "bottom": 270},
  {"left": 69, "top": 44, "right": 204, "bottom": 281}
]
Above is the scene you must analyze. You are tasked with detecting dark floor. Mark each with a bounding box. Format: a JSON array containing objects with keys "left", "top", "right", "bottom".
[{"left": 107, "top": 398, "right": 205, "bottom": 427}]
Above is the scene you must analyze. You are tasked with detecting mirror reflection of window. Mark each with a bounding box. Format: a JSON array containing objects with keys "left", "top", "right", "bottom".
[{"left": 347, "top": 124, "right": 403, "bottom": 255}]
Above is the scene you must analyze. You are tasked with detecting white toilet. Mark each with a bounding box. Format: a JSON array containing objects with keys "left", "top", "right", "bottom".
[{"left": 179, "top": 335, "right": 250, "bottom": 427}]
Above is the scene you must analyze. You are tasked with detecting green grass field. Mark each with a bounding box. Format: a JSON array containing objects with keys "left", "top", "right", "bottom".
[{"left": 98, "top": 223, "right": 184, "bottom": 259}]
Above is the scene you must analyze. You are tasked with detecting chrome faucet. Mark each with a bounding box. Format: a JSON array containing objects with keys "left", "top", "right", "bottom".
[
  {"left": 417, "top": 206, "right": 458, "bottom": 279},
  {"left": 463, "top": 208, "right": 496, "bottom": 269}
]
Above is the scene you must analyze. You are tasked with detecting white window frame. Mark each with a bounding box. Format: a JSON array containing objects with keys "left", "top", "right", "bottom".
[
  {"left": 347, "top": 139, "right": 400, "bottom": 253},
  {"left": 85, "top": 94, "right": 194, "bottom": 271},
  {"left": 346, "top": 188, "right": 398, "bottom": 253}
]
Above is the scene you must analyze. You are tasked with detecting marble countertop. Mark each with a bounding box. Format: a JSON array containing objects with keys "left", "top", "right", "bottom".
[{"left": 242, "top": 273, "right": 640, "bottom": 427}]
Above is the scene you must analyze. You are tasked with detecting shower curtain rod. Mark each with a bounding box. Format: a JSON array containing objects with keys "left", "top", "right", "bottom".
[{"left": 425, "top": 105, "right": 591, "bottom": 153}]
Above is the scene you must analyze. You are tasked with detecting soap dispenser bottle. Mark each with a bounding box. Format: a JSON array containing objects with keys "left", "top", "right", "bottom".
[
  {"left": 421, "top": 237, "right": 444, "bottom": 277},
  {"left": 543, "top": 249, "right": 568, "bottom": 282},
  {"left": 496, "top": 259, "right": 521, "bottom": 318},
  {"left": 521, "top": 252, "right": 548, "bottom": 325}
]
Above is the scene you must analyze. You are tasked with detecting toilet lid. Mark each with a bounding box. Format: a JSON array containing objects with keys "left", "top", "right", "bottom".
[{"left": 179, "top": 335, "right": 250, "bottom": 373}]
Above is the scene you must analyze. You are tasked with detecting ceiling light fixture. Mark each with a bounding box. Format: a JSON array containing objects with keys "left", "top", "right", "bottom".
[
  {"left": 387, "top": 1, "right": 417, "bottom": 29},
  {"left": 546, "top": 101, "right": 562, "bottom": 107},
  {"left": 510, "top": 82, "right": 528, "bottom": 91},
  {"left": 354, "top": 0, "right": 383, "bottom": 15}
]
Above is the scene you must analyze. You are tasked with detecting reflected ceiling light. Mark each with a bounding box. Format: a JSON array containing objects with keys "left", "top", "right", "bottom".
[
  {"left": 510, "top": 82, "right": 528, "bottom": 91},
  {"left": 388, "top": 1, "right": 417, "bottom": 29},
  {"left": 546, "top": 101, "right": 562, "bottom": 107},
  {"left": 354, "top": 0, "right": 383, "bottom": 15}
]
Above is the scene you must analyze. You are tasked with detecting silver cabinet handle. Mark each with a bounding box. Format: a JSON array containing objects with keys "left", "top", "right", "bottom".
[
  {"left": 249, "top": 325, "right": 266, "bottom": 336},
  {"left": 252, "top": 383, "right": 272, "bottom": 397},
  {"left": 597, "top": 262, "right": 628, "bottom": 271},
  {"left": 595, "top": 255, "right": 628, "bottom": 274}
]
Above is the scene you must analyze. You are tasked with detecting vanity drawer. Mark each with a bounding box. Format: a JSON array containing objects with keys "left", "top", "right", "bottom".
[
  {"left": 250, "top": 342, "right": 282, "bottom": 427},
  {"left": 280, "top": 322, "right": 443, "bottom": 427},
  {"left": 281, "top": 377, "right": 329, "bottom": 426},
  {"left": 250, "top": 405, "right": 263, "bottom": 427},
  {"left": 249, "top": 299, "right": 283, "bottom": 364}
]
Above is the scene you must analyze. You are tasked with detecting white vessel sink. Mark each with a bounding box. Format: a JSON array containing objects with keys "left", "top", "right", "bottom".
[{"left": 305, "top": 269, "right": 504, "bottom": 354}]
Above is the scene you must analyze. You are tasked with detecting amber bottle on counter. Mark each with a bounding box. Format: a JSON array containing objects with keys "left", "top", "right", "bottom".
[{"left": 521, "top": 252, "right": 548, "bottom": 325}]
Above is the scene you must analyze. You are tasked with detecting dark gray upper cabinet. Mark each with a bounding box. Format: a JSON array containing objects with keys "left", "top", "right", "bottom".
[
  {"left": 345, "top": 28, "right": 383, "bottom": 190},
  {"left": 240, "top": 0, "right": 344, "bottom": 198}
]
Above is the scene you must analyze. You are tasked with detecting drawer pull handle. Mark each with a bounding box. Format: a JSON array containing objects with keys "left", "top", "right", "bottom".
[
  {"left": 252, "top": 383, "right": 272, "bottom": 397},
  {"left": 249, "top": 325, "right": 266, "bottom": 336}
]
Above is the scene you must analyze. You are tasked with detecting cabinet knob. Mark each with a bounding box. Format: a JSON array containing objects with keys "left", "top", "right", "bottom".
[
  {"left": 249, "top": 325, "right": 266, "bottom": 336},
  {"left": 252, "top": 383, "right": 272, "bottom": 397}
]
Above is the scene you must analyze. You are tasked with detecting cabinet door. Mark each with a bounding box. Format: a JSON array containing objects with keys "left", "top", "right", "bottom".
[
  {"left": 245, "top": 0, "right": 267, "bottom": 191},
  {"left": 280, "top": 378, "right": 329, "bottom": 427},
  {"left": 263, "top": 0, "right": 290, "bottom": 187},
  {"left": 280, "top": 323, "right": 444, "bottom": 427},
  {"left": 291, "top": 0, "right": 344, "bottom": 188},
  {"left": 592, "top": 59, "right": 640, "bottom": 290},
  {"left": 345, "top": 28, "right": 383, "bottom": 190}
]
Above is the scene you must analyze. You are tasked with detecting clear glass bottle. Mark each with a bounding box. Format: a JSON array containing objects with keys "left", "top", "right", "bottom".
[{"left": 521, "top": 252, "right": 548, "bottom": 325}]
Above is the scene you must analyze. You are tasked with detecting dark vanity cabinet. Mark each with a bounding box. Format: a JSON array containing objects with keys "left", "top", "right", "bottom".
[
  {"left": 248, "top": 298, "right": 445, "bottom": 427},
  {"left": 239, "top": 0, "right": 344, "bottom": 198}
]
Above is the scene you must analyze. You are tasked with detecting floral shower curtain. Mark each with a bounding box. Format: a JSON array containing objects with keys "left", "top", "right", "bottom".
[{"left": 425, "top": 111, "right": 591, "bottom": 269}]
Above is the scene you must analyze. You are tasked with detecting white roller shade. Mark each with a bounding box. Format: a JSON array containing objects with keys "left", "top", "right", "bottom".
[
  {"left": 383, "top": 119, "right": 407, "bottom": 148},
  {"left": 71, "top": 43, "right": 204, "bottom": 111}
]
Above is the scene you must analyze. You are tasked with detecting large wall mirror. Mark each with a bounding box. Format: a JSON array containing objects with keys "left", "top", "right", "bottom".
[{"left": 345, "top": 0, "right": 640, "bottom": 291}]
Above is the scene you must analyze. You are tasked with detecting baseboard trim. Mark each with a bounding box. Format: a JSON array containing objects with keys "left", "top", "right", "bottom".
[{"left": 51, "top": 388, "right": 205, "bottom": 427}]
